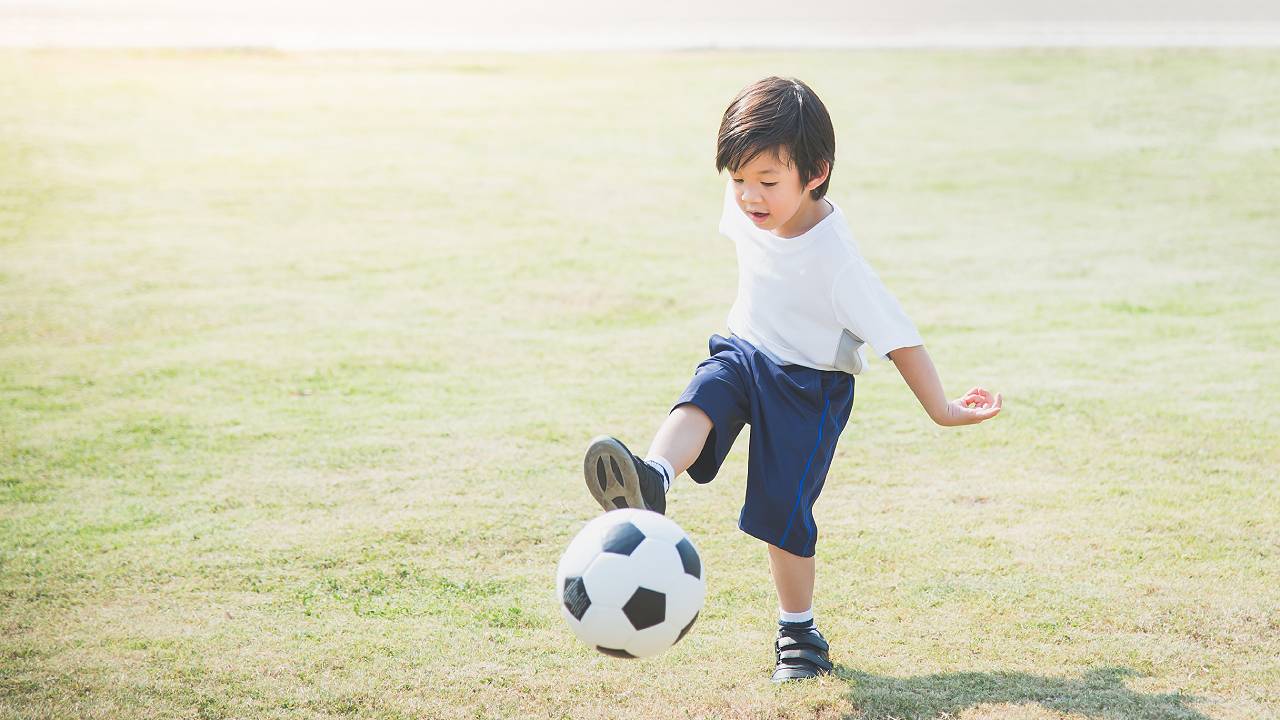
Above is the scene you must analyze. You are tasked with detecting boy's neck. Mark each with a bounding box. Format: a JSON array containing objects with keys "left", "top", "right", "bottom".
[{"left": 771, "top": 197, "right": 834, "bottom": 239}]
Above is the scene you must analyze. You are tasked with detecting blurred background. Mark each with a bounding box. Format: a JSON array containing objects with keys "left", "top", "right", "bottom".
[
  {"left": 3, "top": 2, "right": 1278, "bottom": 720},
  {"left": 3, "top": 0, "right": 1280, "bottom": 49}
]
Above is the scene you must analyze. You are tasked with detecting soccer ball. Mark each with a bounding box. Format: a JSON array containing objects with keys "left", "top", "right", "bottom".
[{"left": 556, "top": 509, "right": 706, "bottom": 658}]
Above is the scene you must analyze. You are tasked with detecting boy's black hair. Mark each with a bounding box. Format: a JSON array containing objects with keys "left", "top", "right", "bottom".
[{"left": 716, "top": 76, "right": 835, "bottom": 201}]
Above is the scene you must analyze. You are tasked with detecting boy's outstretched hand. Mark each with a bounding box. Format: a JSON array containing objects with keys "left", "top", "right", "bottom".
[
  {"left": 888, "top": 345, "right": 1004, "bottom": 427},
  {"left": 943, "top": 387, "right": 1002, "bottom": 426}
]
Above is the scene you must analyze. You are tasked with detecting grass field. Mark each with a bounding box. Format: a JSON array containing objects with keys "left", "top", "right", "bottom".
[{"left": 1, "top": 48, "right": 1277, "bottom": 719}]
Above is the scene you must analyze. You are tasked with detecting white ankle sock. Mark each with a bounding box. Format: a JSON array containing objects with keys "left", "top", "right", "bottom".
[
  {"left": 645, "top": 456, "right": 675, "bottom": 492},
  {"left": 779, "top": 607, "right": 814, "bottom": 625}
]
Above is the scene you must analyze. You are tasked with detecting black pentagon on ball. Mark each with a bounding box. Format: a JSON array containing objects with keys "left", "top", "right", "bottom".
[
  {"left": 675, "top": 537, "right": 701, "bottom": 579},
  {"left": 600, "top": 521, "right": 645, "bottom": 556},
  {"left": 562, "top": 576, "right": 590, "bottom": 620},
  {"left": 596, "top": 646, "right": 637, "bottom": 659},
  {"left": 622, "top": 586, "right": 665, "bottom": 630}
]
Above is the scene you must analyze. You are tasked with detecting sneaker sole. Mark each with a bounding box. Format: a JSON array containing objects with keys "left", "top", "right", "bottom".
[{"left": 583, "top": 435, "right": 646, "bottom": 512}]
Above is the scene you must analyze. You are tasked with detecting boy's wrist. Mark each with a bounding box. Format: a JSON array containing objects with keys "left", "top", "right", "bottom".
[{"left": 932, "top": 401, "right": 962, "bottom": 427}]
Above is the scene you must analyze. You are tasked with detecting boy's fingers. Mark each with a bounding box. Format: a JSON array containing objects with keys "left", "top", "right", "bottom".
[
  {"left": 957, "top": 392, "right": 1002, "bottom": 422},
  {"left": 959, "top": 390, "right": 1003, "bottom": 416},
  {"left": 962, "top": 397, "right": 1003, "bottom": 420}
]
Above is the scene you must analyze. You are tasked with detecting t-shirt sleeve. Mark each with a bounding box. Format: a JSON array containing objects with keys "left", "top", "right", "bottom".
[{"left": 831, "top": 257, "right": 924, "bottom": 360}]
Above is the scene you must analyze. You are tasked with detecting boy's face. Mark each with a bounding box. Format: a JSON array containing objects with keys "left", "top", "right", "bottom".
[{"left": 729, "top": 148, "right": 828, "bottom": 238}]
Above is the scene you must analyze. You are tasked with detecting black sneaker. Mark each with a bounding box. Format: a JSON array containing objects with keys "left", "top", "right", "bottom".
[
  {"left": 583, "top": 435, "right": 666, "bottom": 515},
  {"left": 771, "top": 625, "right": 832, "bottom": 683}
]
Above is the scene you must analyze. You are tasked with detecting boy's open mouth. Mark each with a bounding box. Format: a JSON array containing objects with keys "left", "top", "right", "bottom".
[{"left": 749, "top": 211, "right": 770, "bottom": 223}]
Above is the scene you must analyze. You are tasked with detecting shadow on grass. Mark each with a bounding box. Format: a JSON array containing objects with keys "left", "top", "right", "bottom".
[{"left": 835, "top": 665, "right": 1208, "bottom": 720}]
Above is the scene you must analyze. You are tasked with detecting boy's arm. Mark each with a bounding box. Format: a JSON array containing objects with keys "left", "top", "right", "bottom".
[{"left": 887, "top": 345, "right": 1002, "bottom": 426}]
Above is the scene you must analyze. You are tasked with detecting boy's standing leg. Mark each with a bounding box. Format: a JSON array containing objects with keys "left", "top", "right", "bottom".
[
  {"left": 768, "top": 543, "right": 815, "bottom": 614},
  {"left": 767, "top": 543, "right": 831, "bottom": 682}
]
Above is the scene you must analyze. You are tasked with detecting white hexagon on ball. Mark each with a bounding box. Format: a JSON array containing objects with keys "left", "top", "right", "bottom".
[{"left": 556, "top": 509, "right": 706, "bottom": 659}]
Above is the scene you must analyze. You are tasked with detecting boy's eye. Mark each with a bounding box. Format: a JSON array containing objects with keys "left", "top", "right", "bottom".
[
  {"left": 732, "top": 178, "right": 744, "bottom": 183},
  {"left": 762, "top": 182, "right": 777, "bottom": 187}
]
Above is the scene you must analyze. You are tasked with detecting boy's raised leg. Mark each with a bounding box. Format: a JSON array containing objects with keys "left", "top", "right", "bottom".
[
  {"left": 646, "top": 403, "right": 713, "bottom": 479},
  {"left": 583, "top": 404, "right": 713, "bottom": 515}
]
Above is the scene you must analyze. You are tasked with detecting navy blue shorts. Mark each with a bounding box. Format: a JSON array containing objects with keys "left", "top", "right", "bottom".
[{"left": 673, "top": 334, "right": 855, "bottom": 558}]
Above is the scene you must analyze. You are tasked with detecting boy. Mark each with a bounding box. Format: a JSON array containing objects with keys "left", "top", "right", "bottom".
[{"left": 583, "top": 77, "right": 1002, "bottom": 683}]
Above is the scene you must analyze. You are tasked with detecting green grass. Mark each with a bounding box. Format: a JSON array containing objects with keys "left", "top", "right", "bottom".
[{"left": 1, "top": 48, "right": 1278, "bottom": 719}]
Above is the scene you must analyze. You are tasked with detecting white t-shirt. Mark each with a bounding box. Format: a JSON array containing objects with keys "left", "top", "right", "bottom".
[{"left": 718, "top": 180, "right": 923, "bottom": 375}]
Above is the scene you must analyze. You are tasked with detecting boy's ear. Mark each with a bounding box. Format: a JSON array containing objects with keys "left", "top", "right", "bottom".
[{"left": 806, "top": 161, "right": 831, "bottom": 192}]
